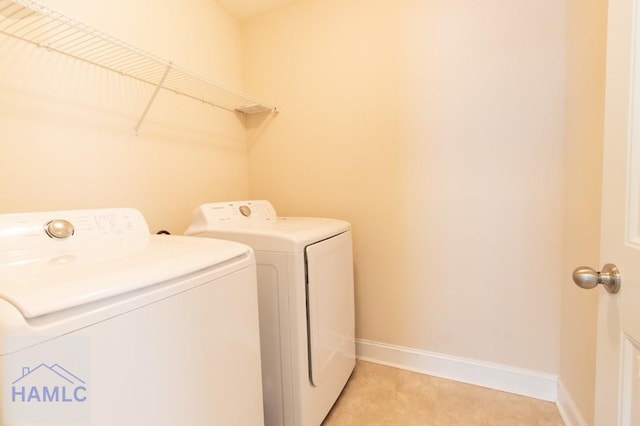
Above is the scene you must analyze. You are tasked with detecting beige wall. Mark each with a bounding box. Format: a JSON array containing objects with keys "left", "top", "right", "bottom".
[
  {"left": 0, "top": 0, "right": 249, "bottom": 233},
  {"left": 561, "top": 1, "right": 607, "bottom": 424},
  {"left": 244, "top": 0, "right": 566, "bottom": 373}
]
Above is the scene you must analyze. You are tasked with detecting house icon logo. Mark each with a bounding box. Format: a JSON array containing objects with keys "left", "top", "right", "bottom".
[{"left": 11, "top": 363, "right": 88, "bottom": 403}]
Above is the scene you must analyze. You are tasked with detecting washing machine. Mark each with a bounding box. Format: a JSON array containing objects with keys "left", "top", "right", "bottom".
[
  {"left": 185, "top": 200, "right": 356, "bottom": 426},
  {"left": 0, "top": 207, "right": 264, "bottom": 426}
]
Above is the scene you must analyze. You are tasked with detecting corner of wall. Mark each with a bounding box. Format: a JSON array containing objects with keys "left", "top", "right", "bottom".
[{"left": 557, "top": 380, "right": 589, "bottom": 426}]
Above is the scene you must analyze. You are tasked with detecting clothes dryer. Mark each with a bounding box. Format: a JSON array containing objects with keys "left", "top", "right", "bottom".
[
  {"left": 185, "top": 200, "right": 355, "bottom": 426},
  {"left": 0, "top": 208, "right": 263, "bottom": 426}
]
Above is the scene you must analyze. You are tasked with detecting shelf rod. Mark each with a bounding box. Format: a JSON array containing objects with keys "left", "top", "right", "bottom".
[
  {"left": 135, "top": 63, "right": 171, "bottom": 135},
  {"left": 3, "top": 0, "right": 278, "bottom": 116}
]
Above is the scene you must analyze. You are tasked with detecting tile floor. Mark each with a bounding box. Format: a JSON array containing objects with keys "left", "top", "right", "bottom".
[{"left": 322, "top": 361, "right": 565, "bottom": 426}]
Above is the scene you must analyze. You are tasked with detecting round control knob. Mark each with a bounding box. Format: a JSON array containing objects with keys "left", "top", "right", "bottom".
[
  {"left": 44, "top": 219, "right": 75, "bottom": 239},
  {"left": 239, "top": 205, "right": 252, "bottom": 217}
]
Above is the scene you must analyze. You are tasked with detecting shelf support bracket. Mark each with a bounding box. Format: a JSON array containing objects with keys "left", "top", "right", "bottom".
[{"left": 135, "top": 63, "right": 172, "bottom": 135}]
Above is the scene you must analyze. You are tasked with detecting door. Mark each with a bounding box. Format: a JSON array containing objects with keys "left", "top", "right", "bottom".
[{"left": 595, "top": 0, "right": 640, "bottom": 424}]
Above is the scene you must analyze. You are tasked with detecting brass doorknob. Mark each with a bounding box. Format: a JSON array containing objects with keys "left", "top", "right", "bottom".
[{"left": 572, "top": 264, "right": 621, "bottom": 294}]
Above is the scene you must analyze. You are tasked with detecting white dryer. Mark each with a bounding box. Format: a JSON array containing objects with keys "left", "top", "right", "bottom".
[
  {"left": 0, "top": 208, "right": 264, "bottom": 426},
  {"left": 185, "top": 200, "right": 356, "bottom": 426}
]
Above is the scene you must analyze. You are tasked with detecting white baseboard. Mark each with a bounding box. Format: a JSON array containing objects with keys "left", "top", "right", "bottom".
[
  {"left": 355, "top": 338, "right": 558, "bottom": 402},
  {"left": 556, "top": 380, "right": 588, "bottom": 426}
]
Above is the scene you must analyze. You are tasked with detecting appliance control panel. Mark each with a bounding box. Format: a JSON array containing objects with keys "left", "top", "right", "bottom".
[
  {"left": 0, "top": 208, "right": 149, "bottom": 246},
  {"left": 197, "top": 200, "right": 277, "bottom": 224}
]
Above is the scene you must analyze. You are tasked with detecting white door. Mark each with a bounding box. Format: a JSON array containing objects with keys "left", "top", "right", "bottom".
[{"left": 593, "top": 0, "right": 640, "bottom": 424}]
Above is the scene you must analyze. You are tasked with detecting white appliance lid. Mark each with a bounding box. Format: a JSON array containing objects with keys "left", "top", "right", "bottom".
[
  {"left": 0, "top": 208, "right": 252, "bottom": 318},
  {"left": 185, "top": 201, "right": 351, "bottom": 252}
]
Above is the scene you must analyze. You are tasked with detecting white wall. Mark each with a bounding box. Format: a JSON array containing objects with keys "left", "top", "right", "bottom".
[
  {"left": 244, "top": 0, "right": 566, "bottom": 375},
  {"left": 0, "top": 0, "right": 249, "bottom": 232}
]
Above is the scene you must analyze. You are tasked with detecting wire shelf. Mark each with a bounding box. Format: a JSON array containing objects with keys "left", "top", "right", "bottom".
[{"left": 0, "top": 0, "right": 277, "bottom": 132}]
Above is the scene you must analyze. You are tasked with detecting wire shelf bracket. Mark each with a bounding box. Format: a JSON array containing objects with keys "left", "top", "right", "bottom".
[{"left": 134, "top": 63, "right": 171, "bottom": 136}]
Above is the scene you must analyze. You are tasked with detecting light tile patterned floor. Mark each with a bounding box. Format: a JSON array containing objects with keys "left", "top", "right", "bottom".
[{"left": 322, "top": 361, "right": 565, "bottom": 426}]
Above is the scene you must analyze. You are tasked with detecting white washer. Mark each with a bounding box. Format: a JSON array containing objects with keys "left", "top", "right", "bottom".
[
  {"left": 0, "top": 208, "right": 264, "bottom": 426},
  {"left": 185, "top": 200, "right": 356, "bottom": 426}
]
